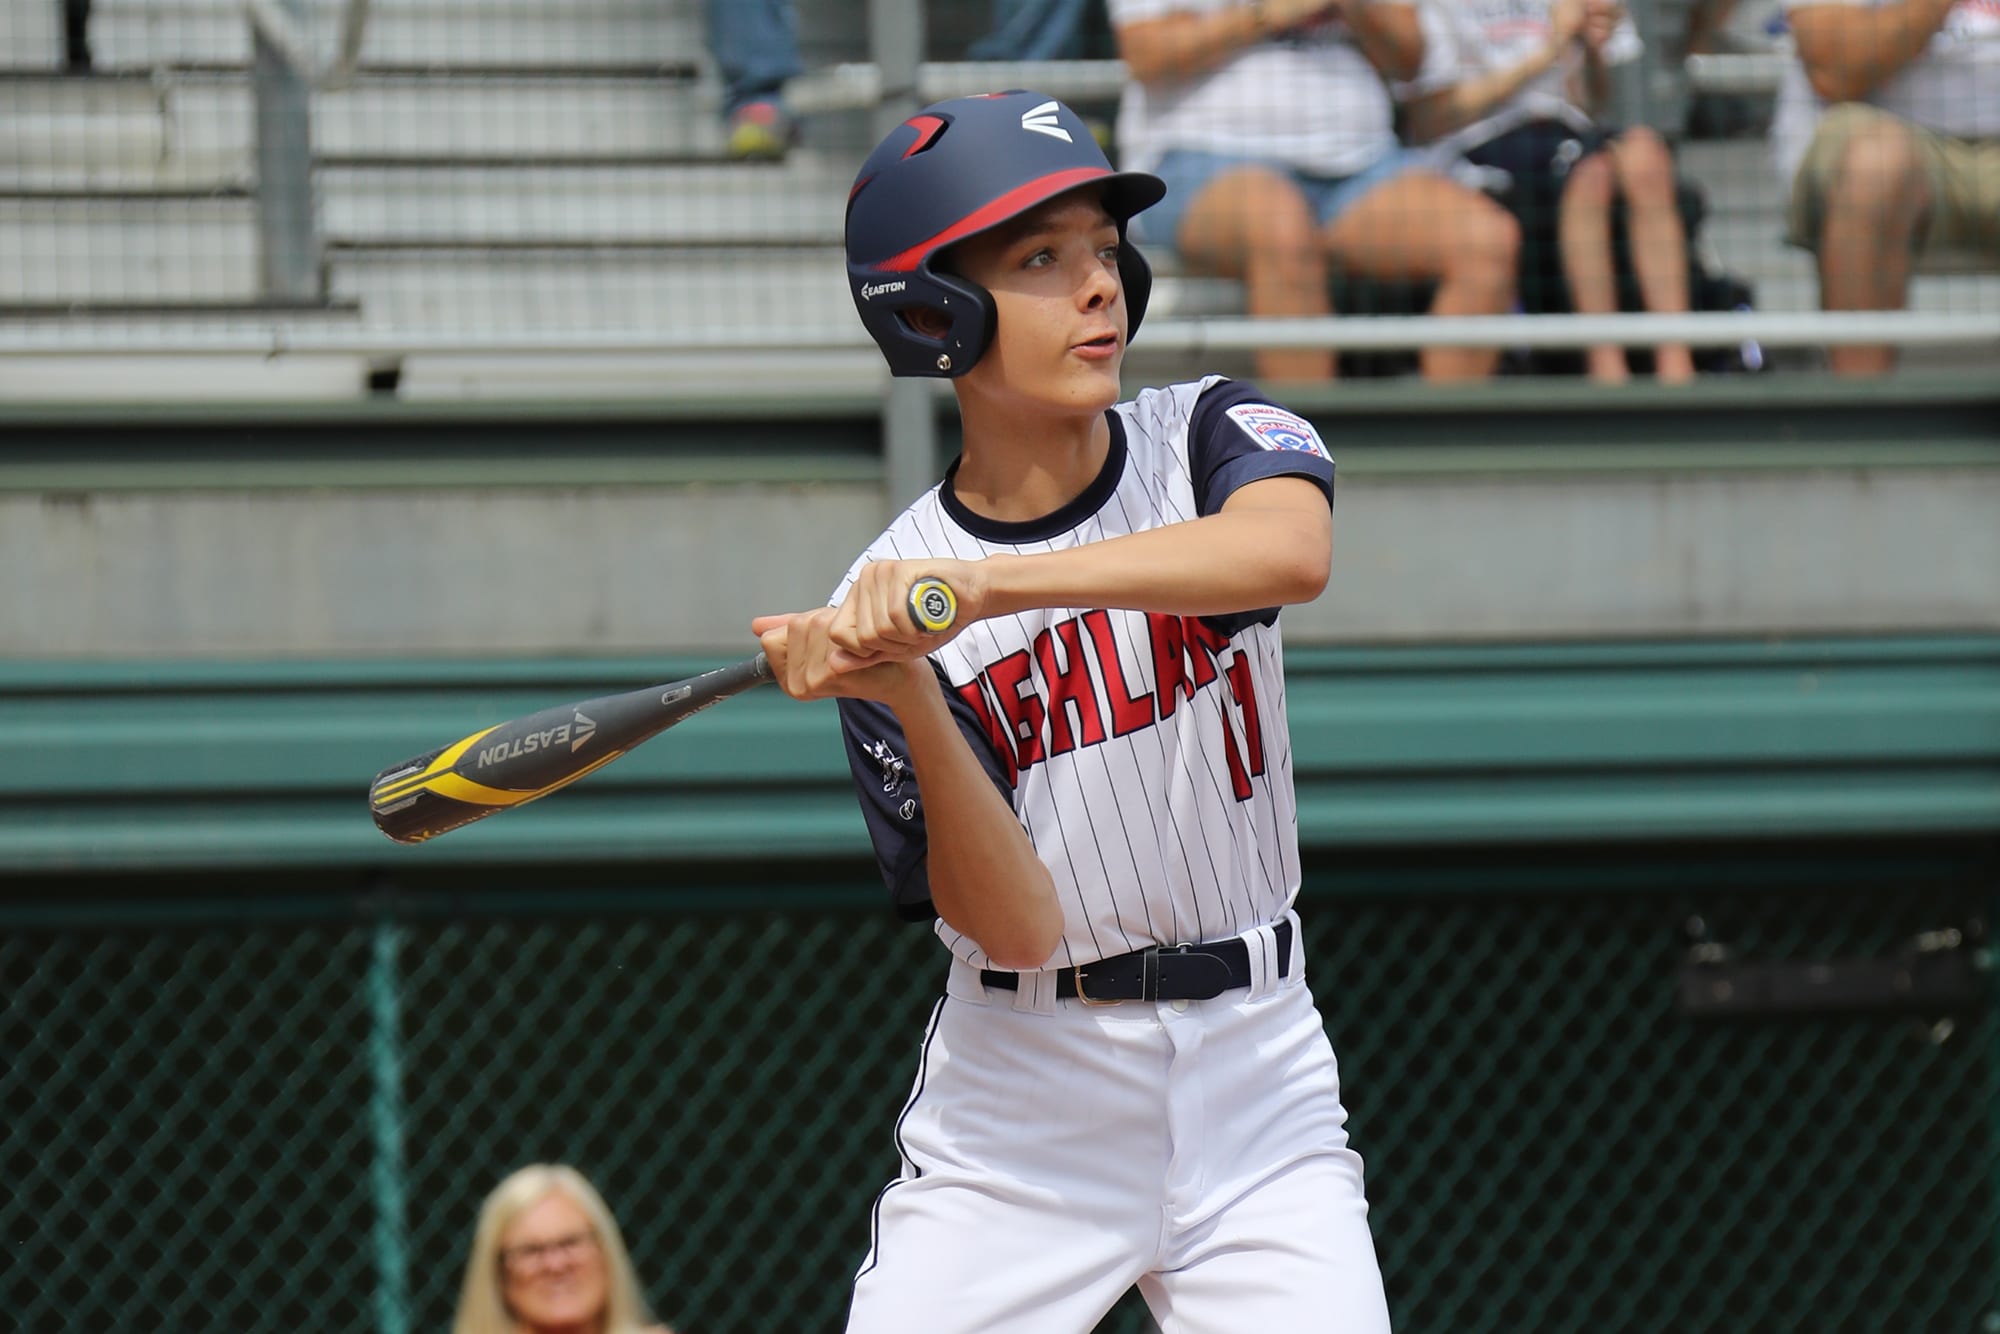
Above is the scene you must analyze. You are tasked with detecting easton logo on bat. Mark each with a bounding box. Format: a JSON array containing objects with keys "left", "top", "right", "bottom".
[{"left": 475, "top": 710, "right": 598, "bottom": 768}]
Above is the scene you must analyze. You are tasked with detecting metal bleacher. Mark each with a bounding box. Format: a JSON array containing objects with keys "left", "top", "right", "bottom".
[
  {"left": 0, "top": 0, "right": 889, "bottom": 396},
  {"left": 0, "top": 0, "right": 1993, "bottom": 399}
]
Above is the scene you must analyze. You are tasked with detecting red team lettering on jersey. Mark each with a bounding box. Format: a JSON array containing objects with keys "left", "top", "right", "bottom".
[
  {"left": 951, "top": 611, "right": 1265, "bottom": 798},
  {"left": 833, "top": 375, "right": 1333, "bottom": 972}
]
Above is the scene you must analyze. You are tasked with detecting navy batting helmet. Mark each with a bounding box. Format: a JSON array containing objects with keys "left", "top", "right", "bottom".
[{"left": 845, "top": 91, "right": 1166, "bottom": 378}]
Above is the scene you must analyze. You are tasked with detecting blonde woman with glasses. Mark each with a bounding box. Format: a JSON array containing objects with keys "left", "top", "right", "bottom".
[{"left": 452, "top": 1164, "right": 674, "bottom": 1334}]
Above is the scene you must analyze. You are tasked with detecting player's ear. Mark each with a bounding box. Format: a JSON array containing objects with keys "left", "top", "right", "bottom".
[{"left": 902, "top": 307, "right": 952, "bottom": 339}]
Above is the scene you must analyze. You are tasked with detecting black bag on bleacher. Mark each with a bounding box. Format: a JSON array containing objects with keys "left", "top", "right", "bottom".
[{"left": 1463, "top": 120, "right": 1761, "bottom": 376}]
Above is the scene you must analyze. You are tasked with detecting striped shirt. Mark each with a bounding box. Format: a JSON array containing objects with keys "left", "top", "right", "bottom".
[{"left": 833, "top": 376, "right": 1334, "bottom": 971}]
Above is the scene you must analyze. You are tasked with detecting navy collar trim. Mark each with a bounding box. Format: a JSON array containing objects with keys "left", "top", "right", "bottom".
[{"left": 939, "top": 411, "right": 1127, "bottom": 545}]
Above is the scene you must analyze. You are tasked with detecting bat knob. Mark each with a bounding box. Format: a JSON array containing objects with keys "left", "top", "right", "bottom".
[{"left": 907, "top": 578, "right": 958, "bottom": 634}]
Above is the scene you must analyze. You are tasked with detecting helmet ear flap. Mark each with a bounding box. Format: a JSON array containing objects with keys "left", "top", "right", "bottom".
[
  {"left": 850, "top": 266, "right": 998, "bottom": 378},
  {"left": 906, "top": 268, "right": 998, "bottom": 378},
  {"left": 1117, "top": 232, "right": 1154, "bottom": 344}
]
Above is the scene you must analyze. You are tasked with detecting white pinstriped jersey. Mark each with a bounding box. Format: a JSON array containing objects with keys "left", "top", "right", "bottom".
[{"left": 833, "top": 376, "right": 1334, "bottom": 972}]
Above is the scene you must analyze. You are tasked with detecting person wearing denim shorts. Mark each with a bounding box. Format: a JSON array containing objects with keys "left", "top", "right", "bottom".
[{"left": 1111, "top": 0, "right": 1523, "bottom": 381}]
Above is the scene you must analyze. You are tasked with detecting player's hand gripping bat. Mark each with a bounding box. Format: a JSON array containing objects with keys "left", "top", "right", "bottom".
[{"left": 368, "top": 577, "right": 960, "bottom": 844}]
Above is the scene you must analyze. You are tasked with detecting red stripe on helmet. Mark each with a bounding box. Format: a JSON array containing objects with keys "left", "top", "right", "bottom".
[
  {"left": 875, "top": 167, "right": 1111, "bottom": 274},
  {"left": 900, "top": 115, "right": 947, "bottom": 159}
]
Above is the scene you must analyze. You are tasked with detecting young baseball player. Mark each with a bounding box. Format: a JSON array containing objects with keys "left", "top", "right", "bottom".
[{"left": 751, "top": 91, "right": 1391, "bottom": 1334}]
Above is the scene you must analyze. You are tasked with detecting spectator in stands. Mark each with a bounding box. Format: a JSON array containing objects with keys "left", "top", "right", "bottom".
[
  {"left": 1110, "top": 0, "right": 1521, "bottom": 382},
  {"left": 710, "top": 1, "right": 1105, "bottom": 161},
  {"left": 1400, "top": 0, "right": 1699, "bottom": 383},
  {"left": 452, "top": 1164, "right": 674, "bottom": 1334},
  {"left": 708, "top": 0, "right": 802, "bottom": 161},
  {"left": 1773, "top": 0, "right": 2000, "bottom": 375}
]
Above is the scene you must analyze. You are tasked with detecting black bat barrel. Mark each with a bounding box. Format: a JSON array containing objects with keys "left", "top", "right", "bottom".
[{"left": 369, "top": 654, "right": 772, "bottom": 844}]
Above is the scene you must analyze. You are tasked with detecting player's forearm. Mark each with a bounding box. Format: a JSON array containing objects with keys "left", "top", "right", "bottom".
[
  {"left": 1404, "top": 40, "right": 1566, "bottom": 141},
  {"left": 887, "top": 671, "right": 1064, "bottom": 970},
  {"left": 1792, "top": 0, "right": 1957, "bottom": 101},
  {"left": 981, "top": 502, "right": 1332, "bottom": 620}
]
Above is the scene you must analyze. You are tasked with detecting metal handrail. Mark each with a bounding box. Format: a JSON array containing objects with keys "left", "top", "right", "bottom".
[
  {"left": 1683, "top": 52, "right": 1788, "bottom": 96},
  {"left": 0, "top": 312, "right": 1994, "bottom": 357},
  {"left": 787, "top": 52, "right": 1779, "bottom": 114}
]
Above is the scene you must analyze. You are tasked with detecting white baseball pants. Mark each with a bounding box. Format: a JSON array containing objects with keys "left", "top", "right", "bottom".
[{"left": 845, "top": 922, "right": 1391, "bottom": 1334}]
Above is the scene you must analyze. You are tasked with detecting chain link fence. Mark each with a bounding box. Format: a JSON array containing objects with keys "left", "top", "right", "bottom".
[{"left": 6, "top": 861, "right": 1995, "bottom": 1332}]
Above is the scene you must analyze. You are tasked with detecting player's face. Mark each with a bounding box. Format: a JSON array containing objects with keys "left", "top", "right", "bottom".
[
  {"left": 948, "top": 191, "right": 1128, "bottom": 414},
  {"left": 498, "top": 1191, "right": 610, "bottom": 1333}
]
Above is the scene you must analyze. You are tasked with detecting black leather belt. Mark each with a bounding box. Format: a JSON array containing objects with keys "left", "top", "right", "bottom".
[{"left": 980, "top": 920, "right": 1292, "bottom": 1005}]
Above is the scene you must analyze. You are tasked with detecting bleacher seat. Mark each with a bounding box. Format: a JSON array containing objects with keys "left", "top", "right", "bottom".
[
  {"left": 84, "top": 0, "right": 704, "bottom": 72},
  {"left": 0, "top": 3, "right": 64, "bottom": 71},
  {"left": 0, "top": 0, "right": 1991, "bottom": 396}
]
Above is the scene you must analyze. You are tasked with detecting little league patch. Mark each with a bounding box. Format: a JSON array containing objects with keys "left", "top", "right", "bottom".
[{"left": 1225, "top": 403, "right": 1329, "bottom": 458}]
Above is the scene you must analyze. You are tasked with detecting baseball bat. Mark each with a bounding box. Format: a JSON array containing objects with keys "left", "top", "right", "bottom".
[{"left": 367, "top": 577, "right": 959, "bottom": 845}]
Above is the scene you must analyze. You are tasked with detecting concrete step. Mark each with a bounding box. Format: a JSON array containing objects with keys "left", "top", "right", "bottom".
[
  {"left": 329, "top": 245, "right": 857, "bottom": 335},
  {"left": 0, "top": 75, "right": 170, "bottom": 169},
  {"left": 319, "top": 161, "right": 851, "bottom": 245},
  {"left": 0, "top": 203, "right": 1246, "bottom": 319},
  {"left": 87, "top": 0, "right": 705, "bottom": 72},
  {"left": 1679, "top": 138, "right": 1786, "bottom": 217},
  {"left": 0, "top": 73, "right": 735, "bottom": 190},
  {"left": 0, "top": 195, "right": 259, "bottom": 303},
  {"left": 1700, "top": 212, "right": 2000, "bottom": 314},
  {"left": 326, "top": 244, "right": 1251, "bottom": 335},
  {"left": 0, "top": 5, "right": 66, "bottom": 71},
  {"left": 0, "top": 350, "right": 371, "bottom": 400},
  {"left": 309, "top": 75, "right": 724, "bottom": 159}
]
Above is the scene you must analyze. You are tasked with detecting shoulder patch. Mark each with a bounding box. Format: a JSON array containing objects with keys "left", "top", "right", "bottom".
[{"left": 1224, "top": 403, "right": 1328, "bottom": 459}]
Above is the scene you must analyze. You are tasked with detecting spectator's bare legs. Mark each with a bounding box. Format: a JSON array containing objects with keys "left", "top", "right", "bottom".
[
  {"left": 1559, "top": 152, "right": 1628, "bottom": 381},
  {"left": 1177, "top": 168, "right": 1337, "bottom": 381},
  {"left": 1818, "top": 119, "right": 1932, "bottom": 376},
  {"left": 1610, "top": 130, "right": 1696, "bottom": 382},
  {"left": 1322, "top": 173, "right": 1519, "bottom": 381},
  {"left": 1562, "top": 131, "right": 1697, "bottom": 383}
]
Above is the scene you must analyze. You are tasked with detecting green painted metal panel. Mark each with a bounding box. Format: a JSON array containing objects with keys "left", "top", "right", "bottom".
[{"left": 3, "top": 637, "right": 1997, "bottom": 871}]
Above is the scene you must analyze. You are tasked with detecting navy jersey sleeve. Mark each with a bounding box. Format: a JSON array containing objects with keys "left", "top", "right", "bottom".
[
  {"left": 1187, "top": 378, "right": 1336, "bottom": 517},
  {"left": 835, "top": 664, "right": 1016, "bottom": 922},
  {"left": 1185, "top": 378, "right": 1336, "bottom": 636}
]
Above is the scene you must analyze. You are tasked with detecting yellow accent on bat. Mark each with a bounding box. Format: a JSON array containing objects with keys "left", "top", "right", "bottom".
[
  {"left": 421, "top": 750, "right": 627, "bottom": 808},
  {"left": 370, "top": 724, "right": 502, "bottom": 807},
  {"left": 908, "top": 578, "right": 958, "bottom": 634}
]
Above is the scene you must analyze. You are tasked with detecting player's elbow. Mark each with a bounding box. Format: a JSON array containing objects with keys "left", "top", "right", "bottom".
[
  {"left": 985, "top": 935, "right": 1061, "bottom": 972},
  {"left": 979, "top": 896, "right": 1066, "bottom": 971},
  {"left": 938, "top": 869, "right": 1065, "bottom": 970},
  {"left": 1278, "top": 547, "right": 1332, "bottom": 604},
  {"left": 1271, "top": 517, "right": 1333, "bottom": 604},
  {"left": 982, "top": 907, "right": 1065, "bottom": 971}
]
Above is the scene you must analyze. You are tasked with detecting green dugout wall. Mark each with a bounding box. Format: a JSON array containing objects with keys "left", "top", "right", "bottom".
[{"left": 5, "top": 383, "right": 1999, "bottom": 1332}]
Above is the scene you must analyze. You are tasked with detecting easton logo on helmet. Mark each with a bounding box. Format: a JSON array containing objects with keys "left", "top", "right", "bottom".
[
  {"left": 1020, "top": 100, "right": 1071, "bottom": 143},
  {"left": 859, "top": 280, "right": 908, "bottom": 301}
]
